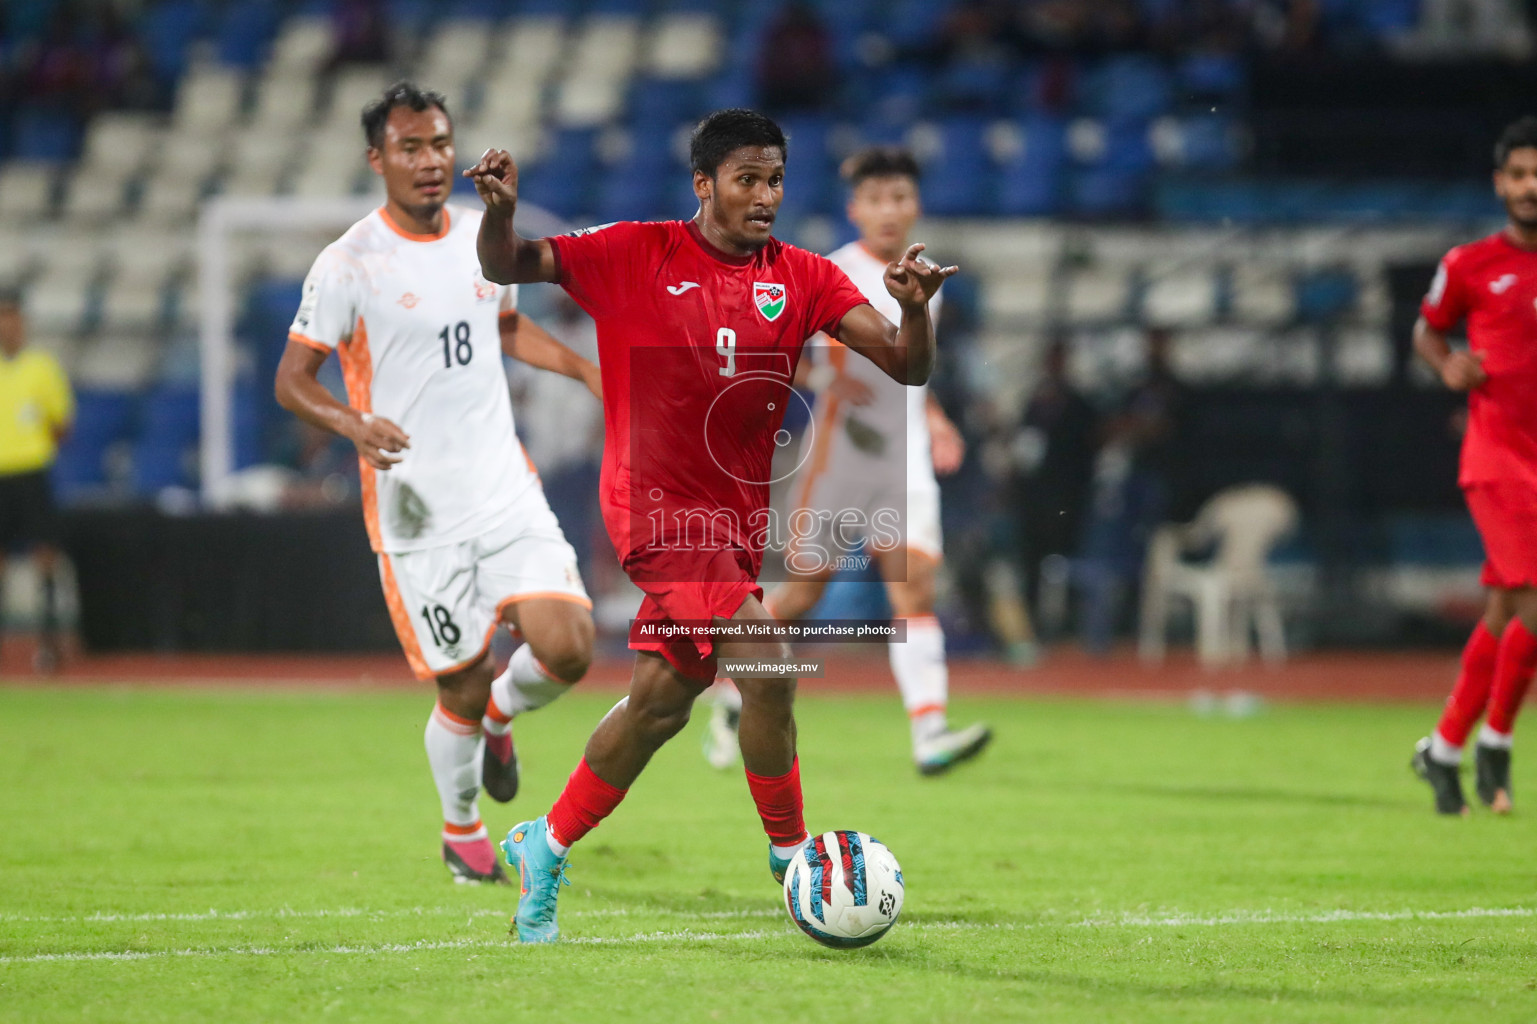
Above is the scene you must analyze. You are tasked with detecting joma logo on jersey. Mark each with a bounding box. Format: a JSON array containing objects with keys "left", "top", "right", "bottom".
[
  {"left": 473, "top": 279, "right": 497, "bottom": 301},
  {"left": 754, "top": 282, "right": 786, "bottom": 322}
]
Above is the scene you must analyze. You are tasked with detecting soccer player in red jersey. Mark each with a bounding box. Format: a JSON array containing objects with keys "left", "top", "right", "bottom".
[
  {"left": 1410, "top": 116, "right": 1537, "bottom": 816},
  {"left": 466, "top": 109, "right": 955, "bottom": 941}
]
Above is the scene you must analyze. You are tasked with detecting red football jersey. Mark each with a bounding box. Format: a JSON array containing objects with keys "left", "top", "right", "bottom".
[
  {"left": 549, "top": 220, "right": 869, "bottom": 573},
  {"left": 1421, "top": 232, "right": 1537, "bottom": 490}
]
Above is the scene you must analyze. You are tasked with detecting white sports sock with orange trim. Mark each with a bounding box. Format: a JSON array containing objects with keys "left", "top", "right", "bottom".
[
  {"left": 425, "top": 701, "right": 484, "bottom": 836},
  {"left": 483, "top": 664, "right": 515, "bottom": 738},
  {"left": 491, "top": 644, "right": 570, "bottom": 718},
  {"left": 891, "top": 616, "right": 949, "bottom": 748}
]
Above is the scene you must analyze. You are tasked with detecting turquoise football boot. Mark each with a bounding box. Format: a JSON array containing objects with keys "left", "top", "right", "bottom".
[
  {"left": 769, "top": 836, "right": 810, "bottom": 885},
  {"left": 501, "top": 817, "right": 570, "bottom": 943}
]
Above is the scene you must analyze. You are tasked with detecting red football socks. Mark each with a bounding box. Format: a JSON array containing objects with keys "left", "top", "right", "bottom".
[
  {"left": 1434, "top": 621, "right": 1500, "bottom": 746},
  {"left": 745, "top": 758, "right": 809, "bottom": 846},
  {"left": 547, "top": 758, "right": 628, "bottom": 848},
  {"left": 1486, "top": 619, "right": 1537, "bottom": 737}
]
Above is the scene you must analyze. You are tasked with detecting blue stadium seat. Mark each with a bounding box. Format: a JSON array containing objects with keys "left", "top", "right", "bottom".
[
  {"left": 995, "top": 116, "right": 1067, "bottom": 216},
  {"left": 137, "top": 0, "right": 212, "bottom": 87},
  {"left": 1083, "top": 56, "right": 1172, "bottom": 122},
  {"left": 882, "top": 0, "right": 951, "bottom": 49},
  {"left": 1069, "top": 122, "right": 1154, "bottom": 218},
  {"left": 702, "top": 69, "right": 754, "bottom": 112},
  {"left": 140, "top": 386, "right": 200, "bottom": 444},
  {"left": 586, "top": 0, "right": 651, "bottom": 12},
  {"left": 1179, "top": 114, "right": 1240, "bottom": 171},
  {"left": 131, "top": 443, "right": 192, "bottom": 493},
  {"left": 446, "top": 0, "right": 509, "bottom": 17},
  {"left": 520, "top": 128, "right": 601, "bottom": 219},
  {"left": 10, "top": 105, "right": 80, "bottom": 161},
  {"left": 1070, "top": 167, "right": 1150, "bottom": 217},
  {"left": 233, "top": 381, "right": 264, "bottom": 470},
  {"left": 592, "top": 167, "right": 668, "bottom": 224},
  {"left": 53, "top": 390, "right": 136, "bottom": 493},
  {"left": 776, "top": 115, "right": 837, "bottom": 215},
  {"left": 1294, "top": 270, "right": 1357, "bottom": 320},
  {"left": 1100, "top": 118, "right": 1155, "bottom": 173},
  {"left": 1177, "top": 52, "right": 1246, "bottom": 103},
  {"left": 215, "top": 1, "right": 279, "bottom": 68},
  {"left": 920, "top": 118, "right": 991, "bottom": 216},
  {"left": 386, "top": 0, "right": 436, "bottom": 28},
  {"left": 1360, "top": 0, "right": 1419, "bottom": 35},
  {"left": 938, "top": 56, "right": 1012, "bottom": 115},
  {"left": 629, "top": 79, "right": 706, "bottom": 133}
]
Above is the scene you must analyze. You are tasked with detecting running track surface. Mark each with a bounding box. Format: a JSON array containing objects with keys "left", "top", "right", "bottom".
[{"left": 0, "top": 637, "right": 1457, "bottom": 702}]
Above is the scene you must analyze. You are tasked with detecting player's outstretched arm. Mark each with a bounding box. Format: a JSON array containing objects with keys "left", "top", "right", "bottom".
[
  {"left": 836, "top": 243, "right": 957, "bottom": 386},
  {"left": 274, "top": 341, "right": 410, "bottom": 470},
  {"left": 464, "top": 148, "right": 560, "bottom": 285},
  {"left": 1412, "top": 315, "right": 1486, "bottom": 391},
  {"left": 500, "top": 313, "right": 602, "bottom": 402}
]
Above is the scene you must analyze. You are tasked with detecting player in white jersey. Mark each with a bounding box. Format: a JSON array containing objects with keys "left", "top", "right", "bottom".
[
  {"left": 703, "top": 148, "right": 991, "bottom": 776},
  {"left": 275, "top": 83, "right": 599, "bottom": 884}
]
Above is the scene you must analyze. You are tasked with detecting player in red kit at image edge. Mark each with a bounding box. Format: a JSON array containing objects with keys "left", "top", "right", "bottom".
[
  {"left": 465, "top": 109, "right": 956, "bottom": 941},
  {"left": 1411, "top": 116, "right": 1537, "bottom": 815}
]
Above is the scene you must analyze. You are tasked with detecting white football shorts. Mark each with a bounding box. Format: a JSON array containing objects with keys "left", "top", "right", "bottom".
[{"left": 377, "top": 488, "right": 590, "bottom": 680}]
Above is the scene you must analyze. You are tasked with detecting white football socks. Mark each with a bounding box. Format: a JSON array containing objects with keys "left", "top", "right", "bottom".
[
  {"left": 488, "top": 645, "right": 570, "bottom": 722},
  {"left": 1478, "top": 724, "right": 1514, "bottom": 750},
  {"left": 892, "top": 616, "right": 950, "bottom": 747},
  {"left": 1429, "top": 730, "right": 1463, "bottom": 765},
  {"left": 425, "top": 702, "right": 483, "bottom": 837}
]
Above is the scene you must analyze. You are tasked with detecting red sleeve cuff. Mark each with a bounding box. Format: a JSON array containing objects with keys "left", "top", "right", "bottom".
[
  {"left": 547, "top": 235, "right": 567, "bottom": 284},
  {"left": 821, "top": 299, "right": 870, "bottom": 340},
  {"left": 1419, "top": 302, "right": 1456, "bottom": 332}
]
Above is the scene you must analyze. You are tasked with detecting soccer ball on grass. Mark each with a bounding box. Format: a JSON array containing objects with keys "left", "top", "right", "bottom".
[{"left": 782, "top": 830, "right": 904, "bottom": 948}]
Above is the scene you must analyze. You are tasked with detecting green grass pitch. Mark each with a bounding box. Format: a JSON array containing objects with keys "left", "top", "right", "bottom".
[{"left": 2, "top": 683, "right": 1536, "bottom": 1023}]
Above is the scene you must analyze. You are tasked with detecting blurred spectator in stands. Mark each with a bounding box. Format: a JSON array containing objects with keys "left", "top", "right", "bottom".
[
  {"left": 0, "top": 290, "right": 74, "bottom": 673},
  {"left": 1248, "top": 0, "right": 1325, "bottom": 54},
  {"left": 18, "top": 5, "right": 93, "bottom": 116},
  {"left": 87, "top": 4, "right": 159, "bottom": 111},
  {"left": 756, "top": 2, "right": 836, "bottom": 114},
  {"left": 1074, "top": 327, "right": 1186, "bottom": 654},
  {"left": 1012, "top": 0, "right": 1148, "bottom": 55},
  {"left": 1010, "top": 334, "right": 1096, "bottom": 612},
  {"left": 328, "top": 0, "right": 391, "bottom": 70}
]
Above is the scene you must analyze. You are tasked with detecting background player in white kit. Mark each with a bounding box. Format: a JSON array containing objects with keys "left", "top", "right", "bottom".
[
  {"left": 275, "top": 83, "right": 599, "bottom": 883},
  {"left": 704, "top": 147, "right": 991, "bottom": 776}
]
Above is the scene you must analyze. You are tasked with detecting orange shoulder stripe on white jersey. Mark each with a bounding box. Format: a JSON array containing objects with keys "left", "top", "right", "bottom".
[{"left": 288, "top": 331, "right": 330, "bottom": 353}]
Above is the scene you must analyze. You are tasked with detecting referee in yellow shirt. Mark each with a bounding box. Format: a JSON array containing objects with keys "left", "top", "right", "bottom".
[{"left": 0, "top": 290, "right": 74, "bottom": 672}]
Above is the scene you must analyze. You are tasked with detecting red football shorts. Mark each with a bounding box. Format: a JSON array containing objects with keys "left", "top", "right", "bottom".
[
  {"left": 624, "top": 544, "right": 763, "bottom": 681},
  {"left": 1464, "top": 481, "right": 1537, "bottom": 589}
]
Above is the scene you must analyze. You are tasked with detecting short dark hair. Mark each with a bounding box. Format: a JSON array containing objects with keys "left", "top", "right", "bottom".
[
  {"left": 841, "top": 146, "right": 921, "bottom": 188},
  {"left": 1495, "top": 116, "right": 1537, "bottom": 167},
  {"left": 689, "top": 108, "right": 787, "bottom": 178},
  {"left": 0, "top": 287, "right": 21, "bottom": 309},
  {"left": 362, "top": 80, "right": 451, "bottom": 150}
]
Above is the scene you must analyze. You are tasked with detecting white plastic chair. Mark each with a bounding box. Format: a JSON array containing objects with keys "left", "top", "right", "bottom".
[{"left": 1139, "top": 483, "right": 1299, "bottom": 667}]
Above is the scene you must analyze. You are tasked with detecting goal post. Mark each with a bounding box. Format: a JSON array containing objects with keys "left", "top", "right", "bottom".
[{"left": 195, "top": 194, "right": 569, "bottom": 507}]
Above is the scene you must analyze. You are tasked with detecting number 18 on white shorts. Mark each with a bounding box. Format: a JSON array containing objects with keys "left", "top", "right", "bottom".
[{"left": 377, "top": 497, "right": 590, "bottom": 680}]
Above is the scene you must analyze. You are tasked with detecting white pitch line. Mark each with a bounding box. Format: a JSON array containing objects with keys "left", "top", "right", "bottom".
[
  {"left": 0, "top": 906, "right": 783, "bottom": 926},
  {"left": 1069, "top": 906, "right": 1537, "bottom": 929},
  {"left": 3, "top": 905, "right": 1532, "bottom": 965}
]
